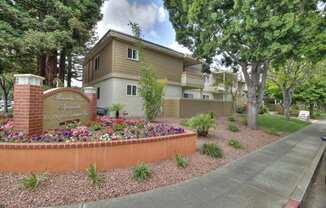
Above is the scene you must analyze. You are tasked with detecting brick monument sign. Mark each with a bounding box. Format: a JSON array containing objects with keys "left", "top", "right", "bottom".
[{"left": 13, "top": 74, "right": 96, "bottom": 135}]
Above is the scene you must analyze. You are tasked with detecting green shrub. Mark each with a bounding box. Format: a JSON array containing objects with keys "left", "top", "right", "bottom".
[
  {"left": 89, "top": 123, "right": 102, "bottom": 131},
  {"left": 239, "top": 116, "right": 248, "bottom": 126},
  {"left": 228, "top": 123, "right": 240, "bottom": 132},
  {"left": 113, "top": 123, "right": 126, "bottom": 132},
  {"left": 66, "top": 121, "right": 78, "bottom": 129},
  {"left": 201, "top": 143, "right": 223, "bottom": 158},
  {"left": 228, "top": 116, "right": 236, "bottom": 122},
  {"left": 133, "top": 162, "right": 151, "bottom": 182},
  {"left": 236, "top": 106, "right": 246, "bottom": 114},
  {"left": 258, "top": 104, "right": 269, "bottom": 114},
  {"left": 139, "top": 65, "right": 166, "bottom": 121},
  {"left": 185, "top": 114, "right": 215, "bottom": 137},
  {"left": 109, "top": 103, "right": 125, "bottom": 118},
  {"left": 19, "top": 173, "right": 40, "bottom": 190},
  {"left": 228, "top": 139, "right": 242, "bottom": 149},
  {"left": 175, "top": 154, "right": 188, "bottom": 168},
  {"left": 87, "top": 164, "right": 103, "bottom": 189}
]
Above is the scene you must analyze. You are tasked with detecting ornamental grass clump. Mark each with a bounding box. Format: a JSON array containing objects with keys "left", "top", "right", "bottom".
[
  {"left": 228, "top": 139, "right": 243, "bottom": 149},
  {"left": 228, "top": 123, "right": 240, "bottom": 132},
  {"left": 175, "top": 154, "right": 188, "bottom": 168},
  {"left": 185, "top": 114, "right": 215, "bottom": 137},
  {"left": 87, "top": 164, "right": 103, "bottom": 189},
  {"left": 19, "top": 173, "right": 41, "bottom": 190},
  {"left": 201, "top": 143, "right": 223, "bottom": 158},
  {"left": 132, "top": 162, "right": 151, "bottom": 182}
]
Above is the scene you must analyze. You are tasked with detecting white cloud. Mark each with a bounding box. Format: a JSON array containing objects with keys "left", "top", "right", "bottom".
[
  {"left": 96, "top": 0, "right": 167, "bottom": 39},
  {"left": 149, "top": 30, "right": 159, "bottom": 39},
  {"left": 158, "top": 6, "right": 168, "bottom": 22},
  {"left": 168, "top": 41, "right": 192, "bottom": 54}
]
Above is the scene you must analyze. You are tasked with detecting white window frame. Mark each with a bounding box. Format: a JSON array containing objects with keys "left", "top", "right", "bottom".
[
  {"left": 126, "top": 84, "right": 137, "bottom": 96},
  {"left": 127, "top": 48, "right": 139, "bottom": 61}
]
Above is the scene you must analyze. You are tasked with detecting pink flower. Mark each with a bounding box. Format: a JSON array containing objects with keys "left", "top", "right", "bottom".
[
  {"left": 72, "top": 126, "right": 90, "bottom": 137},
  {"left": 3, "top": 120, "right": 13, "bottom": 131},
  {"left": 99, "top": 115, "right": 113, "bottom": 123}
]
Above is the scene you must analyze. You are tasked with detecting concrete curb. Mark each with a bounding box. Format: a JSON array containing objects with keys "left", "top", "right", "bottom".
[{"left": 284, "top": 142, "right": 326, "bottom": 208}]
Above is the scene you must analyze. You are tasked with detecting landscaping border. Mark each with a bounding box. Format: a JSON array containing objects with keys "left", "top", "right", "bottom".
[{"left": 0, "top": 131, "right": 196, "bottom": 173}]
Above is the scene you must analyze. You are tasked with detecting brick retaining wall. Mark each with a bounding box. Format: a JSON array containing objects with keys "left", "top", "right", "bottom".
[{"left": 0, "top": 131, "right": 197, "bottom": 173}]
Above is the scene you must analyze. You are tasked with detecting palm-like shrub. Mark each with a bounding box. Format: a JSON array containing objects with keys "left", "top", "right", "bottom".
[
  {"left": 109, "top": 103, "right": 125, "bottom": 118},
  {"left": 186, "top": 114, "right": 215, "bottom": 136}
]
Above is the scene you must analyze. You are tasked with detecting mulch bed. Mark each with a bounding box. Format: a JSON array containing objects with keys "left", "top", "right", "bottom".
[{"left": 0, "top": 117, "right": 280, "bottom": 208}]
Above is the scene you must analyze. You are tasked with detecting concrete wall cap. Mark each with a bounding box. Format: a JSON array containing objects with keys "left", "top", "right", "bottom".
[
  {"left": 14, "top": 74, "right": 45, "bottom": 86},
  {"left": 14, "top": 74, "right": 45, "bottom": 80},
  {"left": 83, "top": 86, "right": 97, "bottom": 94}
]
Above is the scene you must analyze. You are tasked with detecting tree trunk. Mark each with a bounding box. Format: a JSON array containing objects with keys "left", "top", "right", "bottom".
[
  {"left": 59, "top": 49, "right": 66, "bottom": 83},
  {"left": 241, "top": 61, "right": 269, "bottom": 129},
  {"left": 247, "top": 86, "right": 258, "bottom": 129},
  {"left": 2, "top": 93, "right": 8, "bottom": 114},
  {"left": 0, "top": 76, "right": 9, "bottom": 114},
  {"left": 38, "top": 54, "right": 46, "bottom": 78},
  {"left": 46, "top": 51, "right": 58, "bottom": 87},
  {"left": 309, "top": 103, "right": 314, "bottom": 118},
  {"left": 67, "top": 54, "right": 72, "bottom": 87},
  {"left": 282, "top": 88, "right": 292, "bottom": 120}
]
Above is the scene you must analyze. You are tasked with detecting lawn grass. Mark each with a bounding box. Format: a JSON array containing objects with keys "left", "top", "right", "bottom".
[
  {"left": 257, "top": 114, "right": 310, "bottom": 135},
  {"left": 313, "top": 112, "right": 326, "bottom": 119}
]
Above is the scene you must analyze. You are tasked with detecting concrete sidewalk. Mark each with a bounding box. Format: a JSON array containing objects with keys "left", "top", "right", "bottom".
[{"left": 60, "top": 121, "right": 326, "bottom": 208}]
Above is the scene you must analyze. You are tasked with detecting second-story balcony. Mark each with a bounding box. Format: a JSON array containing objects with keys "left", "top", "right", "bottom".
[{"left": 181, "top": 70, "right": 204, "bottom": 89}]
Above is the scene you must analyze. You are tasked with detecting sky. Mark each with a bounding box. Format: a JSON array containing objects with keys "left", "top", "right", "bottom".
[{"left": 95, "top": 0, "right": 191, "bottom": 54}]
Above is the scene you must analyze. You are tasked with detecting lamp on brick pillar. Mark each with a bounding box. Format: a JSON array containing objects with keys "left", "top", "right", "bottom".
[
  {"left": 13, "top": 74, "right": 45, "bottom": 136},
  {"left": 84, "top": 87, "right": 97, "bottom": 121}
]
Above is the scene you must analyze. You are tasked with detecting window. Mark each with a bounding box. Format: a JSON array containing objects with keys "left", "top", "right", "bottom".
[
  {"left": 183, "top": 93, "right": 194, "bottom": 99},
  {"left": 97, "top": 87, "right": 100, "bottom": 99},
  {"left": 203, "top": 94, "right": 210, "bottom": 100},
  {"left": 94, "top": 56, "right": 100, "bottom": 71},
  {"left": 127, "top": 84, "right": 137, "bottom": 96},
  {"left": 127, "top": 48, "right": 139, "bottom": 60}
]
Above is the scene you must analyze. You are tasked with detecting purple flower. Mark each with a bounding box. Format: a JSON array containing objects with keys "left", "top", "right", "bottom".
[{"left": 64, "top": 130, "right": 73, "bottom": 137}]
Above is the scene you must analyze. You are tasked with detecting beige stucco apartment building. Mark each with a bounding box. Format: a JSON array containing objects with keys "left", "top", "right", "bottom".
[{"left": 83, "top": 30, "right": 206, "bottom": 117}]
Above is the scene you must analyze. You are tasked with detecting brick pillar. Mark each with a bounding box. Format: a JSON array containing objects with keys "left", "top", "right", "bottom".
[
  {"left": 13, "top": 74, "right": 45, "bottom": 136},
  {"left": 84, "top": 87, "right": 97, "bottom": 121}
]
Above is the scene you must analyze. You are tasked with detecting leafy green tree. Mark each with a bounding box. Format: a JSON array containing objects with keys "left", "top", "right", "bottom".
[
  {"left": 294, "top": 60, "right": 326, "bottom": 117},
  {"left": 139, "top": 65, "right": 166, "bottom": 121},
  {"left": 0, "top": 0, "right": 103, "bottom": 86},
  {"left": 269, "top": 59, "right": 313, "bottom": 119},
  {"left": 164, "top": 0, "right": 325, "bottom": 128},
  {"left": 130, "top": 22, "right": 166, "bottom": 121}
]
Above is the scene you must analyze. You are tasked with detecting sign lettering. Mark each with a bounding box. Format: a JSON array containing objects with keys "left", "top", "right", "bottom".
[{"left": 43, "top": 90, "right": 90, "bottom": 129}]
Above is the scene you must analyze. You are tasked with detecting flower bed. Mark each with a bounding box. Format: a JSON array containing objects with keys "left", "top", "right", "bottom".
[
  {"left": 0, "top": 116, "right": 185, "bottom": 143},
  {"left": 0, "top": 117, "right": 196, "bottom": 172}
]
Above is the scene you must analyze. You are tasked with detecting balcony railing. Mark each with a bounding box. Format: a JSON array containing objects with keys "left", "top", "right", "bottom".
[{"left": 181, "top": 71, "right": 204, "bottom": 89}]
